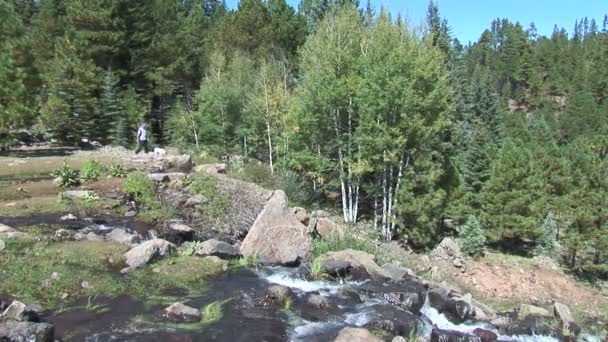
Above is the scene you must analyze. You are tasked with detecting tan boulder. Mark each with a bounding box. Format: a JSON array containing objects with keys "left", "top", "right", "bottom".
[
  {"left": 240, "top": 190, "right": 312, "bottom": 264},
  {"left": 334, "top": 327, "right": 382, "bottom": 342},
  {"left": 0, "top": 224, "right": 30, "bottom": 239}
]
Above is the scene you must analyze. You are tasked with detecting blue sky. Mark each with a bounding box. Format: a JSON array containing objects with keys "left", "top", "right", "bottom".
[{"left": 226, "top": 0, "right": 607, "bottom": 43}]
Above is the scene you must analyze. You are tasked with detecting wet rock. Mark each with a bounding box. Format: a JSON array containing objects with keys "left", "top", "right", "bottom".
[
  {"left": 431, "top": 329, "right": 479, "bottom": 342},
  {"left": 196, "top": 239, "right": 239, "bottom": 259},
  {"left": 0, "top": 320, "right": 54, "bottom": 342},
  {"left": 473, "top": 328, "right": 498, "bottom": 342},
  {"left": 337, "top": 288, "right": 362, "bottom": 304},
  {"left": 167, "top": 221, "right": 195, "bottom": 241},
  {"left": 123, "top": 239, "right": 175, "bottom": 270},
  {"left": 165, "top": 154, "right": 193, "bottom": 172},
  {"left": 361, "top": 304, "right": 423, "bottom": 337},
  {"left": 290, "top": 207, "right": 310, "bottom": 225},
  {"left": 502, "top": 315, "right": 557, "bottom": 337},
  {"left": 2, "top": 301, "right": 27, "bottom": 321},
  {"left": 377, "top": 263, "right": 415, "bottom": 282},
  {"left": 195, "top": 163, "right": 227, "bottom": 175},
  {"left": 334, "top": 327, "right": 382, "bottom": 342},
  {"left": 320, "top": 249, "right": 380, "bottom": 279},
  {"left": 315, "top": 217, "right": 341, "bottom": 238},
  {"left": 240, "top": 190, "right": 312, "bottom": 264},
  {"left": 518, "top": 304, "right": 551, "bottom": 320},
  {"left": 164, "top": 302, "right": 202, "bottom": 322},
  {"left": 267, "top": 285, "right": 292, "bottom": 302},
  {"left": 306, "top": 294, "right": 330, "bottom": 309},
  {"left": 427, "top": 287, "right": 474, "bottom": 323},
  {"left": 60, "top": 213, "right": 78, "bottom": 221},
  {"left": 0, "top": 224, "right": 30, "bottom": 239},
  {"left": 185, "top": 194, "right": 208, "bottom": 207},
  {"left": 106, "top": 228, "right": 140, "bottom": 245}
]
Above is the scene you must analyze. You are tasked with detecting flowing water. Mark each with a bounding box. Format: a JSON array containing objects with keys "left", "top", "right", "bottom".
[{"left": 46, "top": 266, "right": 562, "bottom": 342}]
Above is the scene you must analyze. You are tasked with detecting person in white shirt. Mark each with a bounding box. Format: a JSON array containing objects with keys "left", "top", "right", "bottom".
[{"left": 135, "top": 122, "right": 149, "bottom": 154}]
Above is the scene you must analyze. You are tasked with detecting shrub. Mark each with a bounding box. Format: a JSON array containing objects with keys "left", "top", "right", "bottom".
[
  {"left": 122, "top": 172, "right": 159, "bottom": 209},
  {"left": 50, "top": 162, "right": 80, "bottom": 187},
  {"left": 80, "top": 159, "right": 106, "bottom": 181},
  {"left": 459, "top": 215, "right": 486, "bottom": 257},
  {"left": 534, "top": 211, "right": 557, "bottom": 256},
  {"left": 186, "top": 175, "right": 230, "bottom": 219},
  {"left": 276, "top": 171, "right": 313, "bottom": 207},
  {"left": 312, "top": 232, "right": 391, "bottom": 265}
]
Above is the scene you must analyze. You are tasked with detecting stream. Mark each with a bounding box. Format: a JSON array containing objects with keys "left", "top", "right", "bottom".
[{"left": 46, "top": 265, "right": 561, "bottom": 342}]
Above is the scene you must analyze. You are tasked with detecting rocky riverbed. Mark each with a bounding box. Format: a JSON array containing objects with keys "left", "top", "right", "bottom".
[{"left": 0, "top": 146, "right": 605, "bottom": 341}]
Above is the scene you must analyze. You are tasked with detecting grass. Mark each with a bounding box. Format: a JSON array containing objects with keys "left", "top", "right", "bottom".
[
  {"left": 0, "top": 240, "right": 227, "bottom": 309},
  {"left": 310, "top": 257, "right": 325, "bottom": 280},
  {"left": 312, "top": 231, "right": 392, "bottom": 265},
  {"left": 200, "top": 299, "right": 231, "bottom": 325},
  {"left": 0, "top": 155, "right": 110, "bottom": 181},
  {"left": 185, "top": 174, "right": 230, "bottom": 220}
]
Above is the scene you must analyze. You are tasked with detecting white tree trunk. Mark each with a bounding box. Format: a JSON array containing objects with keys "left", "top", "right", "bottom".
[{"left": 267, "top": 120, "right": 274, "bottom": 175}]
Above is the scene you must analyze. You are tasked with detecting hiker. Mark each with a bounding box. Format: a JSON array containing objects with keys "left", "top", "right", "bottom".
[{"left": 135, "top": 122, "right": 149, "bottom": 154}]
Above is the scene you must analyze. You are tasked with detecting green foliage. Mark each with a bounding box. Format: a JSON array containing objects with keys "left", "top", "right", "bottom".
[
  {"left": 459, "top": 215, "right": 487, "bottom": 257},
  {"left": 83, "top": 191, "right": 100, "bottom": 202},
  {"left": 80, "top": 159, "right": 106, "bottom": 181},
  {"left": 108, "top": 162, "right": 127, "bottom": 178},
  {"left": 312, "top": 232, "right": 391, "bottom": 265},
  {"left": 122, "top": 172, "right": 159, "bottom": 209},
  {"left": 310, "top": 257, "right": 324, "bottom": 280},
  {"left": 200, "top": 299, "right": 231, "bottom": 325},
  {"left": 50, "top": 162, "right": 80, "bottom": 187},
  {"left": 178, "top": 241, "right": 203, "bottom": 257},
  {"left": 185, "top": 174, "right": 230, "bottom": 219},
  {"left": 534, "top": 212, "right": 558, "bottom": 256}
]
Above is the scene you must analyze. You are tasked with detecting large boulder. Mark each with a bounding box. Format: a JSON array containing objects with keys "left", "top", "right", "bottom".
[
  {"left": 0, "top": 224, "right": 30, "bottom": 239},
  {"left": 0, "top": 321, "right": 54, "bottom": 342},
  {"left": 240, "top": 190, "right": 312, "bottom": 264},
  {"left": 2, "top": 301, "right": 27, "bottom": 321},
  {"left": 334, "top": 327, "right": 382, "bottom": 342},
  {"left": 320, "top": 249, "right": 380, "bottom": 279},
  {"left": 431, "top": 237, "right": 463, "bottom": 261},
  {"left": 123, "top": 239, "right": 175, "bottom": 270},
  {"left": 195, "top": 163, "right": 227, "bottom": 175},
  {"left": 196, "top": 239, "right": 239, "bottom": 259},
  {"left": 164, "top": 302, "right": 202, "bottom": 322},
  {"left": 315, "top": 218, "right": 342, "bottom": 238},
  {"left": 361, "top": 304, "right": 424, "bottom": 337},
  {"left": 517, "top": 304, "right": 552, "bottom": 320},
  {"left": 165, "top": 154, "right": 193, "bottom": 172},
  {"left": 106, "top": 228, "right": 140, "bottom": 245},
  {"left": 290, "top": 207, "right": 310, "bottom": 226},
  {"left": 427, "top": 287, "right": 474, "bottom": 323},
  {"left": 377, "top": 263, "right": 415, "bottom": 282},
  {"left": 167, "top": 221, "right": 195, "bottom": 242}
]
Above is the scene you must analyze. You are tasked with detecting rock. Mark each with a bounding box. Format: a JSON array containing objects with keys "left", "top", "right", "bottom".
[
  {"left": 518, "top": 304, "right": 552, "bottom": 320},
  {"left": 54, "top": 229, "right": 72, "bottom": 240},
  {"left": 290, "top": 207, "right": 310, "bottom": 225},
  {"left": 473, "top": 328, "right": 498, "bottom": 342},
  {"left": 553, "top": 302, "right": 574, "bottom": 324},
  {"left": 81, "top": 281, "right": 93, "bottom": 289},
  {"left": 166, "top": 154, "right": 193, "bottom": 172},
  {"left": 320, "top": 249, "right": 380, "bottom": 279},
  {"left": 202, "top": 256, "right": 229, "bottom": 271},
  {"left": 315, "top": 217, "right": 341, "bottom": 238},
  {"left": 267, "top": 285, "right": 292, "bottom": 302},
  {"left": 306, "top": 294, "right": 329, "bottom": 309},
  {"left": 154, "top": 148, "right": 167, "bottom": 158},
  {"left": 60, "top": 213, "right": 78, "bottom": 221},
  {"left": 185, "top": 194, "right": 208, "bottom": 207},
  {"left": 392, "top": 337, "right": 407, "bottom": 342},
  {"left": 334, "top": 327, "right": 382, "bottom": 342},
  {"left": 164, "top": 302, "right": 202, "bottom": 322},
  {"left": 0, "top": 320, "right": 54, "bottom": 342},
  {"left": 195, "top": 163, "right": 227, "bottom": 175},
  {"left": 431, "top": 237, "right": 463, "bottom": 261},
  {"left": 377, "top": 263, "right": 415, "bottom": 282},
  {"left": 431, "top": 329, "right": 479, "bottom": 342},
  {"left": 147, "top": 173, "right": 170, "bottom": 183},
  {"left": 167, "top": 222, "right": 195, "bottom": 241},
  {"left": 427, "top": 287, "right": 474, "bottom": 323},
  {"left": 74, "top": 232, "right": 104, "bottom": 242},
  {"left": 0, "top": 224, "right": 30, "bottom": 239},
  {"left": 2, "top": 301, "right": 26, "bottom": 321},
  {"left": 123, "top": 239, "right": 175, "bottom": 270},
  {"left": 0, "top": 239, "right": 5, "bottom": 252},
  {"left": 124, "top": 210, "right": 137, "bottom": 217},
  {"left": 361, "top": 304, "right": 423, "bottom": 337},
  {"left": 452, "top": 258, "right": 464, "bottom": 268},
  {"left": 63, "top": 190, "right": 91, "bottom": 199},
  {"left": 196, "top": 239, "right": 239, "bottom": 259},
  {"left": 106, "top": 228, "right": 140, "bottom": 245},
  {"left": 50, "top": 272, "right": 60, "bottom": 280},
  {"left": 311, "top": 210, "right": 331, "bottom": 218},
  {"left": 240, "top": 190, "right": 312, "bottom": 264}
]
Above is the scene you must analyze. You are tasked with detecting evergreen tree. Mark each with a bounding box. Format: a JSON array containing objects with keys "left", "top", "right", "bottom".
[
  {"left": 98, "top": 69, "right": 124, "bottom": 145},
  {"left": 534, "top": 211, "right": 558, "bottom": 256},
  {"left": 459, "top": 215, "right": 487, "bottom": 257}
]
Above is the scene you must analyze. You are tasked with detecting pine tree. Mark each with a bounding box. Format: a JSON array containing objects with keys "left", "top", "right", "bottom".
[
  {"left": 534, "top": 211, "right": 558, "bottom": 256},
  {"left": 99, "top": 69, "right": 124, "bottom": 145},
  {"left": 459, "top": 215, "right": 487, "bottom": 257}
]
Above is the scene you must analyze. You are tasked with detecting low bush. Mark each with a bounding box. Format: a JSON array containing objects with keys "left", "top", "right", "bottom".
[
  {"left": 50, "top": 161, "right": 80, "bottom": 187},
  {"left": 122, "top": 172, "right": 159, "bottom": 209},
  {"left": 108, "top": 162, "right": 127, "bottom": 178},
  {"left": 80, "top": 159, "right": 106, "bottom": 181},
  {"left": 458, "top": 215, "right": 487, "bottom": 257},
  {"left": 312, "top": 232, "right": 391, "bottom": 265}
]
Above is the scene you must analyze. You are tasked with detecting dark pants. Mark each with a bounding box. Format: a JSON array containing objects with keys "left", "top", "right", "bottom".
[{"left": 135, "top": 140, "right": 148, "bottom": 154}]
